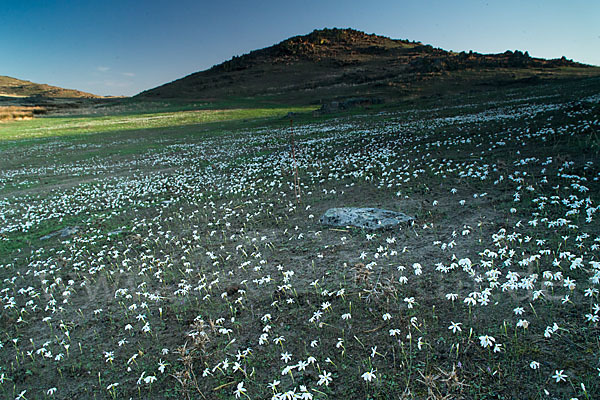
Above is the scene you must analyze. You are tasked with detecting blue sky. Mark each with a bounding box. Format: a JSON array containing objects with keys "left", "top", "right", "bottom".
[{"left": 1, "top": 0, "right": 598, "bottom": 96}]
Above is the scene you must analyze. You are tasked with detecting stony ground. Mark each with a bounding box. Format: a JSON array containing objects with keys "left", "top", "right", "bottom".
[{"left": 0, "top": 80, "right": 599, "bottom": 399}]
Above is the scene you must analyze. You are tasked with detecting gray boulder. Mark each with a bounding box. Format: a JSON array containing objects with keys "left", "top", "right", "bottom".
[
  {"left": 320, "top": 207, "right": 413, "bottom": 230},
  {"left": 40, "top": 226, "right": 79, "bottom": 240}
]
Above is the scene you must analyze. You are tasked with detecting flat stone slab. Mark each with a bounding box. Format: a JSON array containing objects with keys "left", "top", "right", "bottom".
[
  {"left": 320, "top": 207, "right": 413, "bottom": 230},
  {"left": 40, "top": 226, "right": 79, "bottom": 240}
]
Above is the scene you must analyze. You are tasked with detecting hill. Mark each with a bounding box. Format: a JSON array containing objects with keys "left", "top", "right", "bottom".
[
  {"left": 0, "top": 75, "right": 100, "bottom": 98},
  {"left": 137, "top": 28, "right": 599, "bottom": 103}
]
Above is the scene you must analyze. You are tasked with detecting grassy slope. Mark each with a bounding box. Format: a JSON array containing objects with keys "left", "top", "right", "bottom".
[{"left": 0, "top": 105, "right": 316, "bottom": 142}]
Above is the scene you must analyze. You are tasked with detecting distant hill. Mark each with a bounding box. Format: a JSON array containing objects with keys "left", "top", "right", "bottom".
[
  {"left": 0, "top": 76, "right": 100, "bottom": 98},
  {"left": 136, "top": 28, "right": 599, "bottom": 103}
]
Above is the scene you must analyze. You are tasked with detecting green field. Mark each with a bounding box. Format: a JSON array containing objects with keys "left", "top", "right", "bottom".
[{"left": 0, "top": 105, "right": 316, "bottom": 141}]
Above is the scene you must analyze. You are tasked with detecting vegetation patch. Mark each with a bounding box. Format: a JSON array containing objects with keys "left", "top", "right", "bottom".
[{"left": 0, "top": 78, "right": 599, "bottom": 399}]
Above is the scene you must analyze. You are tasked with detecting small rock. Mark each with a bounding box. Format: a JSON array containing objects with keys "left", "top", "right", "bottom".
[
  {"left": 320, "top": 207, "right": 413, "bottom": 230},
  {"left": 59, "top": 226, "right": 79, "bottom": 237}
]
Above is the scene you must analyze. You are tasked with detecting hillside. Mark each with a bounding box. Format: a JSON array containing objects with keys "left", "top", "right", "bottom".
[
  {"left": 137, "top": 28, "right": 599, "bottom": 103},
  {"left": 0, "top": 75, "right": 100, "bottom": 98}
]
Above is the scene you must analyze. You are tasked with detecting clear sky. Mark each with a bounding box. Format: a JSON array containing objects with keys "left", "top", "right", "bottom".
[{"left": 1, "top": 0, "right": 598, "bottom": 96}]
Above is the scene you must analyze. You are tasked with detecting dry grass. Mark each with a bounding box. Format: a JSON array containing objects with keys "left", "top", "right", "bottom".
[{"left": 0, "top": 106, "right": 46, "bottom": 122}]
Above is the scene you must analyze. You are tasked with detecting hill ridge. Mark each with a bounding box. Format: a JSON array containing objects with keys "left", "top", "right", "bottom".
[
  {"left": 0, "top": 75, "right": 100, "bottom": 98},
  {"left": 137, "top": 27, "right": 597, "bottom": 102}
]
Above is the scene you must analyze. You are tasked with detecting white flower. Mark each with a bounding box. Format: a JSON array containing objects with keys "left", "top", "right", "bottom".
[
  {"left": 234, "top": 381, "right": 247, "bottom": 398},
  {"left": 296, "top": 360, "right": 308, "bottom": 371},
  {"left": 281, "top": 365, "right": 294, "bottom": 376},
  {"left": 317, "top": 370, "right": 332, "bottom": 386},
  {"left": 552, "top": 369, "right": 567, "bottom": 383},
  {"left": 361, "top": 369, "right": 376, "bottom": 382},
  {"left": 529, "top": 361, "right": 540, "bottom": 369},
  {"left": 158, "top": 360, "right": 168, "bottom": 373},
  {"left": 513, "top": 307, "right": 524, "bottom": 315},
  {"left": 448, "top": 321, "right": 462, "bottom": 333},
  {"left": 478, "top": 335, "right": 495, "bottom": 348},
  {"left": 516, "top": 319, "right": 529, "bottom": 329},
  {"left": 232, "top": 362, "right": 242, "bottom": 373},
  {"left": 259, "top": 333, "right": 268, "bottom": 345},
  {"left": 299, "top": 385, "right": 313, "bottom": 399},
  {"left": 586, "top": 313, "right": 599, "bottom": 323},
  {"left": 268, "top": 379, "right": 280, "bottom": 390},
  {"left": 371, "top": 346, "right": 378, "bottom": 357},
  {"left": 104, "top": 351, "right": 114, "bottom": 363},
  {"left": 464, "top": 297, "right": 477, "bottom": 306}
]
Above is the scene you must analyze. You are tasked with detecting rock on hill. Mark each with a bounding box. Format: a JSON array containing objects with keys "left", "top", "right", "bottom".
[
  {"left": 137, "top": 28, "right": 596, "bottom": 102},
  {"left": 0, "top": 76, "right": 100, "bottom": 98}
]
